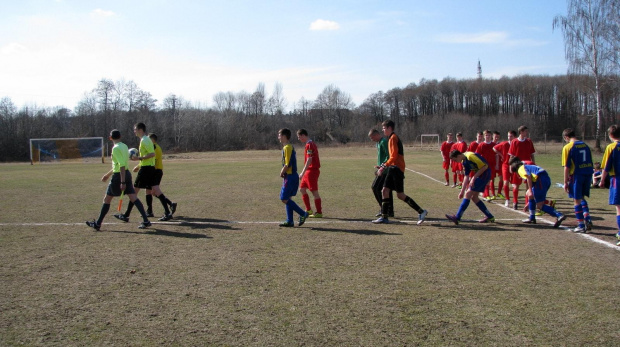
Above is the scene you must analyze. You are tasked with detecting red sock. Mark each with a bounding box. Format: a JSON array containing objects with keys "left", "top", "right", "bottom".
[
  {"left": 513, "top": 187, "right": 519, "bottom": 203},
  {"left": 453, "top": 173, "right": 457, "bottom": 184},
  {"left": 504, "top": 184, "right": 510, "bottom": 200},
  {"left": 302, "top": 194, "right": 311, "bottom": 211},
  {"left": 314, "top": 198, "right": 322, "bottom": 214},
  {"left": 444, "top": 171, "right": 449, "bottom": 183},
  {"left": 489, "top": 180, "right": 495, "bottom": 196},
  {"left": 497, "top": 180, "right": 504, "bottom": 196}
]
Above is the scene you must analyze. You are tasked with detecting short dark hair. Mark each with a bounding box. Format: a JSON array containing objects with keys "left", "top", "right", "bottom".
[
  {"left": 368, "top": 128, "right": 381, "bottom": 137},
  {"left": 449, "top": 149, "right": 462, "bottom": 159},
  {"left": 493, "top": 131, "right": 500, "bottom": 136},
  {"left": 608, "top": 125, "right": 620, "bottom": 139},
  {"left": 148, "top": 133, "right": 158, "bottom": 141},
  {"left": 509, "top": 156, "right": 523, "bottom": 173},
  {"left": 110, "top": 129, "right": 121, "bottom": 140},
  {"left": 297, "top": 129, "right": 308, "bottom": 136},
  {"left": 508, "top": 130, "right": 517, "bottom": 137},
  {"left": 135, "top": 122, "right": 146, "bottom": 132},
  {"left": 562, "top": 128, "right": 575, "bottom": 138},
  {"left": 456, "top": 132, "right": 463, "bottom": 137},
  {"left": 382, "top": 120, "right": 395, "bottom": 129},
  {"left": 279, "top": 128, "right": 291, "bottom": 140},
  {"left": 518, "top": 125, "right": 528, "bottom": 133}
]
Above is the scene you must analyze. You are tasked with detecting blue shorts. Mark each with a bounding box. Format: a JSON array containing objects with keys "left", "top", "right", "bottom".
[
  {"left": 280, "top": 174, "right": 299, "bottom": 200},
  {"left": 609, "top": 176, "right": 620, "bottom": 205},
  {"left": 470, "top": 169, "right": 491, "bottom": 192},
  {"left": 567, "top": 173, "right": 591, "bottom": 200},
  {"left": 531, "top": 172, "right": 551, "bottom": 203}
]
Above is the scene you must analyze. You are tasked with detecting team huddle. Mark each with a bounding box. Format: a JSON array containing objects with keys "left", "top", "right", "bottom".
[{"left": 87, "top": 121, "right": 620, "bottom": 246}]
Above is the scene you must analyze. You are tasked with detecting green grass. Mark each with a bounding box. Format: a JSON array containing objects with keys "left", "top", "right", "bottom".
[{"left": 1, "top": 145, "right": 619, "bottom": 346}]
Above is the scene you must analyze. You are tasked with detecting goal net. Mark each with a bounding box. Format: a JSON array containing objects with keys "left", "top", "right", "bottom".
[
  {"left": 30, "top": 137, "right": 104, "bottom": 164},
  {"left": 419, "top": 134, "right": 440, "bottom": 150}
]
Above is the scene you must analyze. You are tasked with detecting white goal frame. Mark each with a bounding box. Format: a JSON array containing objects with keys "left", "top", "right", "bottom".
[
  {"left": 30, "top": 137, "right": 105, "bottom": 164},
  {"left": 419, "top": 134, "right": 440, "bottom": 150}
]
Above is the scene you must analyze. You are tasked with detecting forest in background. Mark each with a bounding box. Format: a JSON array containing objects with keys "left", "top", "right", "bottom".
[{"left": 0, "top": 73, "right": 618, "bottom": 162}]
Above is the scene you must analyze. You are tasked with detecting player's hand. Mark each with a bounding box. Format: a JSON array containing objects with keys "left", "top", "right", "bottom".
[
  {"left": 458, "top": 191, "right": 464, "bottom": 199},
  {"left": 599, "top": 181, "right": 605, "bottom": 188},
  {"left": 101, "top": 175, "right": 109, "bottom": 182},
  {"left": 133, "top": 165, "right": 139, "bottom": 172}
]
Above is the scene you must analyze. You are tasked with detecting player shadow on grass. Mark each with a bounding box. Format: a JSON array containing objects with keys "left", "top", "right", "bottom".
[
  {"left": 108, "top": 228, "right": 213, "bottom": 239},
  {"left": 307, "top": 226, "right": 401, "bottom": 236}
]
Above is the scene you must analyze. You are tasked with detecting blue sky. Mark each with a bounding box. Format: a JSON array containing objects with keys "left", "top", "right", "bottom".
[{"left": 0, "top": 0, "right": 569, "bottom": 110}]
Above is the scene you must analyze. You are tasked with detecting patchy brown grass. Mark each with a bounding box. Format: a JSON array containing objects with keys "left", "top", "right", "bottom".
[{"left": 1, "top": 147, "right": 619, "bottom": 346}]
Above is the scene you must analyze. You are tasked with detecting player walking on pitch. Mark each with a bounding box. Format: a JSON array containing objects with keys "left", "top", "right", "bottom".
[
  {"left": 445, "top": 150, "right": 495, "bottom": 225},
  {"left": 86, "top": 129, "right": 151, "bottom": 231},
  {"left": 115, "top": 123, "right": 174, "bottom": 222},
  {"left": 278, "top": 128, "right": 309, "bottom": 227},
  {"left": 561, "top": 128, "right": 594, "bottom": 232},
  {"left": 372, "top": 120, "right": 428, "bottom": 224},
  {"left": 297, "top": 129, "right": 323, "bottom": 218},
  {"left": 142, "top": 133, "right": 177, "bottom": 220},
  {"left": 369, "top": 128, "right": 394, "bottom": 217},
  {"left": 598, "top": 125, "right": 620, "bottom": 245}
]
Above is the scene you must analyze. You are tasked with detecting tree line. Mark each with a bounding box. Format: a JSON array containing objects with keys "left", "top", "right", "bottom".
[{"left": 0, "top": 73, "right": 618, "bottom": 162}]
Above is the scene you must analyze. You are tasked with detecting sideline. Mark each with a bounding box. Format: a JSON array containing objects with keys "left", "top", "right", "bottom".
[{"left": 405, "top": 167, "right": 620, "bottom": 251}]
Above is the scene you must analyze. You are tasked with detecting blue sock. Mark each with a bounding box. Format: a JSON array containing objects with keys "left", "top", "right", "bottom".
[
  {"left": 286, "top": 200, "right": 306, "bottom": 216},
  {"left": 581, "top": 200, "right": 591, "bottom": 222},
  {"left": 475, "top": 200, "right": 494, "bottom": 218},
  {"left": 285, "top": 202, "right": 293, "bottom": 223},
  {"left": 541, "top": 204, "right": 559, "bottom": 218},
  {"left": 528, "top": 199, "right": 536, "bottom": 217},
  {"left": 456, "top": 199, "right": 470, "bottom": 220},
  {"left": 574, "top": 204, "right": 584, "bottom": 227}
]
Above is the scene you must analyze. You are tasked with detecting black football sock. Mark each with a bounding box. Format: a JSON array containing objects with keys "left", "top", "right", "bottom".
[
  {"left": 97, "top": 203, "right": 110, "bottom": 226},
  {"left": 146, "top": 195, "right": 153, "bottom": 213},
  {"left": 133, "top": 199, "right": 149, "bottom": 223},
  {"left": 404, "top": 196, "right": 423, "bottom": 214},
  {"left": 157, "top": 194, "right": 171, "bottom": 215},
  {"left": 124, "top": 201, "right": 134, "bottom": 217},
  {"left": 381, "top": 198, "right": 390, "bottom": 218}
]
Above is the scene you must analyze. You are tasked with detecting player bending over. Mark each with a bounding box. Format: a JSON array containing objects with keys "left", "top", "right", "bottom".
[{"left": 445, "top": 150, "right": 495, "bottom": 225}]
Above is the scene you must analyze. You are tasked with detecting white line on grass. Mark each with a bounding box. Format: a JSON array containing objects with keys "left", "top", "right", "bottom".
[{"left": 406, "top": 167, "right": 620, "bottom": 251}]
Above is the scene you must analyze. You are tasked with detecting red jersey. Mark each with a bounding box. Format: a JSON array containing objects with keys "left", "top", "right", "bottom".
[
  {"left": 304, "top": 140, "right": 320, "bottom": 170},
  {"left": 508, "top": 138, "right": 535, "bottom": 162},
  {"left": 494, "top": 141, "right": 511, "bottom": 165},
  {"left": 467, "top": 141, "right": 481, "bottom": 152},
  {"left": 451, "top": 141, "right": 468, "bottom": 153},
  {"left": 440, "top": 141, "right": 454, "bottom": 161},
  {"left": 476, "top": 141, "right": 496, "bottom": 166}
]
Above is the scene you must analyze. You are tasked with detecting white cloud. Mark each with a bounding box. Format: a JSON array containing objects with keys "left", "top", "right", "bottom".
[
  {"left": 309, "top": 19, "right": 340, "bottom": 31},
  {"left": 91, "top": 9, "right": 116, "bottom": 18}
]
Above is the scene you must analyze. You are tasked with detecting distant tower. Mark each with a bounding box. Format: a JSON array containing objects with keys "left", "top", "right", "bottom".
[{"left": 477, "top": 59, "right": 482, "bottom": 79}]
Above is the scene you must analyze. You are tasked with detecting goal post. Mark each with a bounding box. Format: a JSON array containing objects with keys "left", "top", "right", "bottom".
[
  {"left": 30, "top": 137, "right": 105, "bottom": 164},
  {"left": 419, "top": 134, "right": 440, "bottom": 150}
]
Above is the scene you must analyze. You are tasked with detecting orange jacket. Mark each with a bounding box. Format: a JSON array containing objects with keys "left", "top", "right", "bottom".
[{"left": 384, "top": 132, "right": 405, "bottom": 172}]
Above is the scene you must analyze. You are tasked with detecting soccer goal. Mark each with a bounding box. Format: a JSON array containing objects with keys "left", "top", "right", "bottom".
[
  {"left": 30, "top": 137, "right": 104, "bottom": 164},
  {"left": 419, "top": 134, "right": 440, "bottom": 150}
]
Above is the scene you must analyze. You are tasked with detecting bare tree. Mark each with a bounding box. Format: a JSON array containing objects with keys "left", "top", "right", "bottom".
[{"left": 553, "top": 0, "right": 618, "bottom": 150}]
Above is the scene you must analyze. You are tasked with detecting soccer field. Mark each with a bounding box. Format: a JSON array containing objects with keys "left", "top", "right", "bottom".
[{"left": 1, "top": 146, "right": 619, "bottom": 346}]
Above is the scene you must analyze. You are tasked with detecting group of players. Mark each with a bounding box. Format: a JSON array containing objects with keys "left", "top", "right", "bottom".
[
  {"left": 440, "top": 124, "right": 620, "bottom": 245},
  {"left": 86, "top": 120, "right": 620, "bottom": 246},
  {"left": 85, "top": 123, "right": 177, "bottom": 231}
]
